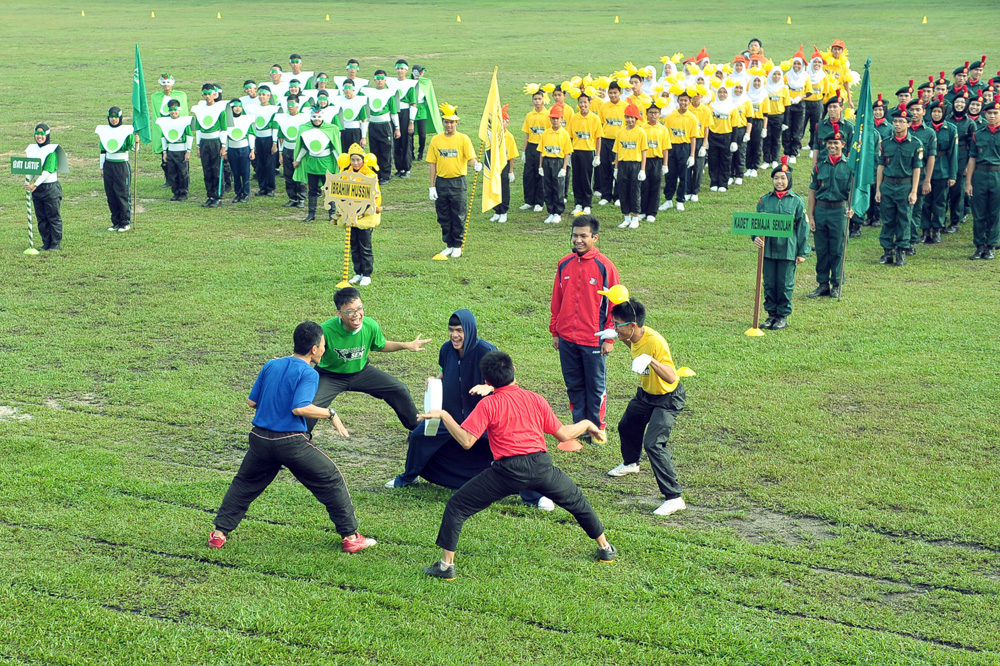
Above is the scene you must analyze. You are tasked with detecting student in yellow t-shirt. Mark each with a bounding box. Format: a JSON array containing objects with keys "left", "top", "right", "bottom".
[
  {"left": 640, "top": 101, "right": 671, "bottom": 222},
  {"left": 552, "top": 84, "right": 574, "bottom": 126},
  {"left": 536, "top": 104, "right": 573, "bottom": 223},
  {"left": 521, "top": 91, "right": 549, "bottom": 211},
  {"left": 762, "top": 67, "right": 790, "bottom": 167},
  {"left": 426, "top": 104, "right": 480, "bottom": 258},
  {"left": 729, "top": 81, "right": 754, "bottom": 185},
  {"left": 707, "top": 85, "right": 736, "bottom": 192},
  {"left": 604, "top": 298, "right": 688, "bottom": 518},
  {"left": 660, "top": 91, "right": 698, "bottom": 211},
  {"left": 489, "top": 104, "right": 520, "bottom": 224},
  {"left": 597, "top": 81, "right": 628, "bottom": 204},
  {"left": 613, "top": 99, "right": 648, "bottom": 228},
  {"left": 688, "top": 90, "right": 712, "bottom": 201},
  {"left": 567, "top": 91, "right": 603, "bottom": 214}
]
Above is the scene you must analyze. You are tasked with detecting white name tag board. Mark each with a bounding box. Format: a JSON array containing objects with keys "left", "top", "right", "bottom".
[{"left": 424, "top": 378, "right": 443, "bottom": 436}]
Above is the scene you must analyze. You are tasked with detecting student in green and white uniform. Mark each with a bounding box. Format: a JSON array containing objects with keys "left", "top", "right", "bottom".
[
  {"left": 192, "top": 83, "right": 228, "bottom": 208},
  {"left": 293, "top": 106, "right": 342, "bottom": 222},
  {"left": 362, "top": 70, "right": 400, "bottom": 185},
  {"left": 315, "top": 90, "right": 342, "bottom": 126},
  {"left": 334, "top": 59, "right": 369, "bottom": 92},
  {"left": 391, "top": 59, "right": 419, "bottom": 177},
  {"left": 25, "top": 124, "right": 67, "bottom": 251},
  {"left": 155, "top": 99, "right": 193, "bottom": 201},
  {"left": 410, "top": 65, "right": 442, "bottom": 161},
  {"left": 151, "top": 73, "right": 188, "bottom": 187},
  {"left": 276, "top": 95, "right": 309, "bottom": 207},
  {"left": 921, "top": 96, "right": 958, "bottom": 244},
  {"left": 251, "top": 86, "right": 280, "bottom": 197},
  {"left": 287, "top": 54, "right": 315, "bottom": 91},
  {"left": 96, "top": 106, "right": 135, "bottom": 232},
  {"left": 266, "top": 64, "right": 289, "bottom": 101},
  {"left": 225, "top": 99, "right": 257, "bottom": 204},
  {"left": 239, "top": 80, "right": 261, "bottom": 112},
  {"left": 337, "top": 80, "right": 369, "bottom": 154}
]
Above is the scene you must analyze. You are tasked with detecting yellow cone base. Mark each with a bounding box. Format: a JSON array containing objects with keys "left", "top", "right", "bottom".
[
  {"left": 24, "top": 247, "right": 40, "bottom": 255},
  {"left": 432, "top": 253, "right": 450, "bottom": 261},
  {"left": 676, "top": 367, "right": 697, "bottom": 378},
  {"left": 745, "top": 328, "right": 765, "bottom": 337},
  {"left": 335, "top": 280, "right": 351, "bottom": 288}
]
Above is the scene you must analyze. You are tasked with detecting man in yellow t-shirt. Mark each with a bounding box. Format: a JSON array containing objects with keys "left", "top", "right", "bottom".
[
  {"left": 640, "top": 102, "right": 671, "bottom": 222},
  {"left": 688, "top": 92, "right": 712, "bottom": 201},
  {"left": 567, "top": 92, "right": 603, "bottom": 214},
  {"left": 604, "top": 299, "right": 687, "bottom": 517},
  {"left": 661, "top": 91, "right": 698, "bottom": 211},
  {"left": 597, "top": 81, "right": 627, "bottom": 205},
  {"left": 536, "top": 104, "right": 573, "bottom": 223},
  {"left": 612, "top": 99, "right": 648, "bottom": 229},
  {"left": 489, "top": 104, "right": 520, "bottom": 224},
  {"left": 427, "top": 104, "right": 480, "bottom": 258},
  {"left": 521, "top": 91, "right": 549, "bottom": 211}
]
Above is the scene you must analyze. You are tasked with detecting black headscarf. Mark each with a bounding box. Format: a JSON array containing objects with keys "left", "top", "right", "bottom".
[{"left": 34, "top": 123, "right": 51, "bottom": 146}]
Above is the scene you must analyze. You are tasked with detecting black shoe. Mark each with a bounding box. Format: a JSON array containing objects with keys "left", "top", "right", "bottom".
[
  {"left": 254, "top": 190, "right": 266, "bottom": 196},
  {"left": 161, "top": 182, "right": 170, "bottom": 188},
  {"left": 770, "top": 316, "right": 788, "bottom": 330},
  {"left": 945, "top": 224, "right": 958, "bottom": 234},
  {"left": 208, "top": 198, "right": 221, "bottom": 208},
  {"left": 871, "top": 220, "right": 882, "bottom": 228},
  {"left": 201, "top": 199, "right": 213, "bottom": 207},
  {"left": 984, "top": 248, "right": 995, "bottom": 260},
  {"left": 895, "top": 248, "right": 906, "bottom": 266},
  {"left": 849, "top": 228, "right": 862, "bottom": 238},
  {"left": 905, "top": 247, "right": 916, "bottom": 256},
  {"left": 402, "top": 171, "right": 411, "bottom": 178},
  {"left": 265, "top": 191, "right": 275, "bottom": 197},
  {"left": 46, "top": 244, "right": 60, "bottom": 251},
  {"left": 807, "top": 284, "right": 830, "bottom": 298},
  {"left": 282, "top": 200, "right": 297, "bottom": 207},
  {"left": 176, "top": 195, "right": 188, "bottom": 201},
  {"left": 922, "top": 232, "right": 933, "bottom": 244},
  {"left": 423, "top": 561, "right": 456, "bottom": 580},
  {"left": 597, "top": 544, "right": 617, "bottom": 563},
  {"left": 169, "top": 195, "right": 179, "bottom": 201},
  {"left": 303, "top": 213, "right": 316, "bottom": 222},
  {"left": 761, "top": 316, "right": 775, "bottom": 330},
  {"left": 829, "top": 285, "right": 841, "bottom": 298},
  {"left": 970, "top": 247, "right": 983, "bottom": 260},
  {"left": 233, "top": 196, "right": 242, "bottom": 203},
  {"left": 294, "top": 201, "right": 305, "bottom": 209},
  {"left": 933, "top": 230, "right": 941, "bottom": 244},
  {"left": 877, "top": 251, "right": 894, "bottom": 265}
]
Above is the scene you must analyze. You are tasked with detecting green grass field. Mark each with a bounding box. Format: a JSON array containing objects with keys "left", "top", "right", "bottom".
[{"left": 2, "top": 1, "right": 999, "bottom": 664}]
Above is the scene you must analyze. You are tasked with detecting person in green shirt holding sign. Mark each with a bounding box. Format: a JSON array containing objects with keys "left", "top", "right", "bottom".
[
  {"left": 306, "top": 287, "right": 431, "bottom": 434},
  {"left": 753, "top": 157, "right": 810, "bottom": 330},
  {"left": 25, "top": 124, "right": 66, "bottom": 251}
]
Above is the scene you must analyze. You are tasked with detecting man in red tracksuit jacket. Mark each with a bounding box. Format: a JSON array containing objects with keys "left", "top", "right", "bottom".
[{"left": 550, "top": 214, "right": 621, "bottom": 441}]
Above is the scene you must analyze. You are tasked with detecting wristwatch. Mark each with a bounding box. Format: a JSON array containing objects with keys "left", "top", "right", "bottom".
[{"left": 328, "top": 408, "right": 336, "bottom": 421}]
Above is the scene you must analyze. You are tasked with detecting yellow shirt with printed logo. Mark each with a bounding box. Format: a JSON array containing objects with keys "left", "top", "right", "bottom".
[
  {"left": 536, "top": 127, "right": 574, "bottom": 159},
  {"left": 567, "top": 112, "right": 603, "bottom": 151},
  {"left": 613, "top": 126, "right": 648, "bottom": 162},
  {"left": 642, "top": 122, "right": 671, "bottom": 158},
  {"left": 522, "top": 109, "right": 550, "bottom": 145},
  {"left": 690, "top": 103, "right": 711, "bottom": 139},
  {"left": 763, "top": 88, "right": 790, "bottom": 115},
  {"left": 631, "top": 326, "right": 679, "bottom": 395},
  {"left": 709, "top": 107, "right": 735, "bottom": 134},
  {"left": 732, "top": 101, "right": 753, "bottom": 128},
  {"left": 426, "top": 131, "right": 476, "bottom": 178},
  {"left": 599, "top": 99, "right": 628, "bottom": 140},
  {"left": 663, "top": 110, "right": 697, "bottom": 145}
]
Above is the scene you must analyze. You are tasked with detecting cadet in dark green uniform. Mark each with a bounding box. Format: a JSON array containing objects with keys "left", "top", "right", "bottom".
[
  {"left": 904, "top": 98, "right": 936, "bottom": 252},
  {"left": 875, "top": 105, "right": 924, "bottom": 266},
  {"left": 807, "top": 132, "right": 852, "bottom": 298},
  {"left": 866, "top": 94, "right": 893, "bottom": 229},
  {"left": 948, "top": 90, "right": 973, "bottom": 231},
  {"left": 921, "top": 96, "right": 958, "bottom": 244},
  {"left": 753, "top": 157, "right": 810, "bottom": 330},
  {"left": 810, "top": 91, "right": 854, "bottom": 163},
  {"left": 966, "top": 57, "right": 988, "bottom": 97},
  {"left": 945, "top": 63, "right": 970, "bottom": 106},
  {"left": 965, "top": 99, "right": 1000, "bottom": 260}
]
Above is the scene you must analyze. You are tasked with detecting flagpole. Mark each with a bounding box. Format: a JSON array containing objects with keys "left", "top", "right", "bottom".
[
  {"left": 837, "top": 170, "right": 855, "bottom": 301},
  {"left": 460, "top": 139, "right": 485, "bottom": 255},
  {"left": 132, "top": 140, "right": 139, "bottom": 229}
]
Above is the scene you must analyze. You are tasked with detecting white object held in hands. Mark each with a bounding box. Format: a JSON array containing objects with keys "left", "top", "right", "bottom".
[
  {"left": 631, "top": 354, "right": 653, "bottom": 374},
  {"left": 424, "top": 377, "right": 443, "bottom": 436},
  {"left": 595, "top": 328, "right": 618, "bottom": 341},
  {"left": 429, "top": 186, "right": 438, "bottom": 201}
]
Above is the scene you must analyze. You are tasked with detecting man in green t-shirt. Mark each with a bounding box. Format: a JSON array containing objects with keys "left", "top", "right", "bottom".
[{"left": 307, "top": 287, "right": 431, "bottom": 433}]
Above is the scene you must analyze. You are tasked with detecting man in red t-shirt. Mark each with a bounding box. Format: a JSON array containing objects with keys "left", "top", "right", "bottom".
[{"left": 418, "top": 350, "right": 616, "bottom": 580}]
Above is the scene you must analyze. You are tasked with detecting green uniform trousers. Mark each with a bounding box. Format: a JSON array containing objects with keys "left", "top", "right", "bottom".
[
  {"left": 879, "top": 182, "right": 914, "bottom": 250},
  {"left": 762, "top": 258, "right": 797, "bottom": 317},
  {"left": 971, "top": 170, "right": 1000, "bottom": 248},
  {"left": 909, "top": 190, "right": 927, "bottom": 244},
  {"left": 922, "top": 179, "right": 950, "bottom": 230},
  {"left": 813, "top": 206, "right": 847, "bottom": 286}
]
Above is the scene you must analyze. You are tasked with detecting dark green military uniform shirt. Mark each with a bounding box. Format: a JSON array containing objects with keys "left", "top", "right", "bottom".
[
  {"left": 809, "top": 155, "right": 853, "bottom": 201},
  {"left": 812, "top": 117, "right": 855, "bottom": 157},
  {"left": 909, "top": 122, "right": 937, "bottom": 166},
  {"left": 971, "top": 124, "right": 1000, "bottom": 165},
  {"left": 930, "top": 121, "right": 959, "bottom": 180},
  {"left": 754, "top": 190, "right": 811, "bottom": 260},
  {"left": 880, "top": 132, "right": 924, "bottom": 178}
]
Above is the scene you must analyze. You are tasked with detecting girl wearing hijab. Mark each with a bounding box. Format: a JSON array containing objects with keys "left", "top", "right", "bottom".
[
  {"left": 25, "top": 124, "right": 66, "bottom": 250},
  {"left": 804, "top": 49, "right": 832, "bottom": 151},
  {"left": 746, "top": 72, "right": 768, "bottom": 176},
  {"left": 948, "top": 91, "right": 973, "bottom": 231},
  {"left": 707, "top": 84, "right": 735, "bottom": 191},
  {"left": 729, "top": 81, "right": 753, "bottom": 186},
  {"left": 762, "top": 67, "right": 790, "bottom": 167},
  {"left": 783, "top": 48, "right": 813, "bottom": 162},
  {"left": 96, "top": 107, "right": 135, "bottom": 231},
  {"left": 225, "top": 99, "right": 256, "bottom": 203}
]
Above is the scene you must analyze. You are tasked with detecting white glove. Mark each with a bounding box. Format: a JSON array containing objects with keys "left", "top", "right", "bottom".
[
  {"left": 686, "top": 156, "right": 695, "bottom": 168},
  {"left": 637, "top": 170, "right": 646, "bottom": 182},
  {"left": 592, "top": 156, "right": 601, "bottom": 167},
  {"left": 474, "top": 162, "right": 483, "bottom": 172},
  {"left": 743, "top": 130, "right": 752, "bottom": 143},
  {"left": 595, "top": 328, "right": 618, "bottom": 341},
  {"left": 698, "top": 146, "right": 707, "bottom": 158},
  {"left": 663, "top": 162, "right": 669, "bottom": 174},
  {"left": 508, "top": 172, "right": 515, "bottom": 183},
  {"left": 631, "top": 353, "right": 653, "bottom": 373},
  {"left": 761, "top": 128, "right": 768, "bottom": 139},
  {"left": 781, "top": 124, "right": 789, "bottom": 131},
  {"left": 730, "top": 142, "right": 739, "bottom": 153},
  {"left": 538, "top": 167, "right": 544, "bottom": 177},
  {"left": 429, "top": 187, "right": 438, "bottom": 201},
  {"left": 557, "top": 168, "right": 566, "bottom": 178},
  {"left": 613, "top": 168, "right": 619, "bottom": 179},
  {"left": 520, "top": 153, "right": 526, "bottom": 163}
]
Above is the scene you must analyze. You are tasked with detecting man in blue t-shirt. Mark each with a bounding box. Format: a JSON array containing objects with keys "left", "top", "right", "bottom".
[{"left": 209, "top": 321, "right": 376, "bottom": 554}]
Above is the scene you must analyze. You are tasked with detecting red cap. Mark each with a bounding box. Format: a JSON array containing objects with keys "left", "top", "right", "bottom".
[
  {"left": 501, "top": 104, "right": 509, "bottom": 122},
  {"left": 624, "top": 98, "right": 642, "bottom": 119},
  {"left": 733, "top": 55, "right": 748, "bottom": 64},
  {"left": 548, "top": 103, "right": 564, "bottom": 119},
  {"left": 696, "top": 47, "right": 709, "bottom": 62},
  {"left": 831, "top": 39, "right": 846, "bottom": 49}
]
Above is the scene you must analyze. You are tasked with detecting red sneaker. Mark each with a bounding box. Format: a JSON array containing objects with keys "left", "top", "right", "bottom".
[
  {"left": 208, "top": 531, "right": 227, "bottom": 549},
  {"left": 342, "top": 532, "right": 376, "bottom": 553}
]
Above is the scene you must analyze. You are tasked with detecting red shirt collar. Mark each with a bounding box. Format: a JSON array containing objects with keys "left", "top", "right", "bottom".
[
  {"left": 829, "top": 154, "right": 842, "bottom": 165},
  {"left": 874, "top": 117, "right": 886, "bottom": 126},
  {"left": 774, "top": 189, "right": 789, "bottom": 199},
  {"left": 894, "top": 131, "right": 908, "bottom": 143},
  {"left": 932, "top": 121, "right": 944, "bottom": 131},
  {"left": 988, "top": 124, "right": 1000, "bottom": 134}
]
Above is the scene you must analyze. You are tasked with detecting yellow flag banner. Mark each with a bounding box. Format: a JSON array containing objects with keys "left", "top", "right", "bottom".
[{"left": 479, "top": 67, "right": 506, "bottom": 213}]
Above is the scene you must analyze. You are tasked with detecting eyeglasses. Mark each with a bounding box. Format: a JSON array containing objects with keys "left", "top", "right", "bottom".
[
  {"left": 614, "top": 321, "right": 635, "bottom": 328},
  {"left": 374, "top": 75, "right": 386, "bottom": 80},
  {"left": 347, "top": 64, "right": 360, "bottom": 71},
  {"left": 317, "top": 76, "right": 329, "bottom": 82},
  {"left": 338, "top": 307, "right": 364, "bottom": 318}
]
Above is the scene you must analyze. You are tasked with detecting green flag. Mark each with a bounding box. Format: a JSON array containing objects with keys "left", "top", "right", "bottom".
[
  {"left": 132, "top": 45, "right": 151, "bottom": 144},
  {"left": 850, "top": 57, "right": 876, "bottom": 217}
]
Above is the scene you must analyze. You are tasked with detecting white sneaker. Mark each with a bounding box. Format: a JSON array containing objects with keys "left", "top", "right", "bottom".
[
  {"left": 533, "top": 204, "right": 543, "bottom": 212},
  {"left": 789, "top": 156, "right": 797, "bottom": 164},
  {"left": 617, "top": 217, "right": 630, "bottom": 228},
  {"left": 728, "top": 177, "right": 735, "bottom": 186},
  {"left": 118, "top": 225, "right": 130, "bottom": 232},
  {"left": 645, "top": 215, "right": 656, "bottom": 222},
  {"left": 710, "top": 186, "right": 719, "bottom": 192},
  {"left": 536, "top": 496, "right": 555, "bottom": 511},
  {"left": 593, "top": 191, "right": 602, "bottom": 200},
  {"left": 628, "top": 217, "right": 639, "bottom": 229},
  {"left": 108, "top": 226, "right": 118, "bottom": 232},
  {"left": 439, "top": 247, "right": 453, "bottom": 257},
  {"left": 718, "top": 187, "right": 727, "bottom": 193},
  {"left": 551, "top": 215, "right": 561, "bottom": 224},
  {"left": 598, "top": 199, "right": 608, "bottom": 206},
  {"left": 690, "top": 194, "right": 699, "bottom": 202},
  {"left": 498, "top": 213, "right": 508, "bottom": 223},
  {"left": 490, "top": 213, "right": 500, "bottom": 222},
  {"left": 607, "top": 462, "right": 640, "bottom": 477},
  {"left": 735, "top": 177, "right": 743, "bottom": 185},
  {"left": 359, "top": 276, "right": 372, "bottom": 286},
  {"left": 583, "top": 206, "right": 591, "bottom": 214},
  {"left": 349, "top": 274, "right": 362, "bottom": 284},
  {"left": 519, "top": 203, "right": 532, "bottom": 210},
  {"left": 451, "top": 247, "right": 462, "bottom": 258},
  {"left": 659, "top": 200, "right": 674, "bottom": 211},
  {"left": 544, "top": 213, "right": 554, "bottom": 223},
  {"left": 748, "top": 169, "right": 757, "bottom": 177},
  {"left": 676, "top": 202, "right": 685, "bottom": 211},
  {"left": 572, "top": 205, "right": 583, "bottom": 214},
  {"left": 614, "top": 200, "right": 620, "bottom": 207},
  {"left": 653, "top": 497, "right": 687, "bottom": 516}
]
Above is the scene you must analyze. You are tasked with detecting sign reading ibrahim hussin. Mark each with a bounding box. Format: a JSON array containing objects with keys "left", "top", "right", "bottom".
[{"left": 324, "top": 170, "right": 379, "bottom": 228}]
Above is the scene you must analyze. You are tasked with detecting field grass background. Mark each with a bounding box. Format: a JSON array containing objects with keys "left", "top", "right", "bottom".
[{"left": 1, "top": 1, "right": 998, "bottom": 664}]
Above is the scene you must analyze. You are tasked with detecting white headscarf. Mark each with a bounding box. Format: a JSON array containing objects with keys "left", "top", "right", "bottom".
[
  {"left": 765, "top": 67, "right": 787, "bottom": 96},
  {"left": 809, "top": 58, "right": 828, "bottom": 87},
  {"left": 711, "top": 86, "right": 734, "bottom": 116},
  {"left": 786, "top": 59, "right": 808, "bottom": 90},
  {"left": 659, "top": 61, "right": 677, "bottom": 81},
  {"left": 747, "top": 75, "right": 767, "bottom": 105}
]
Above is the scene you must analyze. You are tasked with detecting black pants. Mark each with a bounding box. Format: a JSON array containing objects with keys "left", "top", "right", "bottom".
[
  {"left": 522, "top": 145, "right": 543, "bottom": 206},
  {"left": 494, "top": 160, "right": 512, "bottom": 214},
  {"left": 214, "top": 427, "right": 359, "bottom": 537},
  {"left": 730, "top": 126, "right": 747, "bottom": 178},
  {"left": 413, "top": 118, "right": 427, "bottom": 160},
  {"left": 804, "top": 100, "right": 823, "bottom": 150},
  {"left": 783, "top": 102, "right": 806, "bottom": 157},
  {"left": 340, "top": 128, "right": 362, "bottom": 153},
  {"left": 395, "top": 107, "right": 413, "bottom": 173},
  {"left": 255, "top": 137, "right": 276, "bottom": 194},
  {"left": 164, "top": 150, "right": 189, "bottom": 197},
  {"left": 617, "top": 160, "right": 641, "bottom": 215},
  {"left": 640, "top": 159, "right": 663, "bottom": 216},
  {"left": 663, "top": 146, "right": 689, "bottom": 203},
  {"left": 707, "top": 132, "right": 732, "bottom": 188},
  {"left": 436, "top": 176, "right": 467, "bottom": 248},
  {"left": 688, "top": 138, "right": 706, "bottom": 195},
  {"left": 747, "top": 118, "right": 765, "bottom": 169},
  {"left": 228, "top": 146, "right": 251, "bottom": 198},
  {"left": 618, "top": 384, "right": 685, "bottom": 499},
  {"left": 351, "top": 227, "right": 373, "bottom": 276},
  {"left": 308, "top": 363, "right": 418, "bottom": 433},
  {"left": 103, "top": 160, "right": 131, "bottom": 227},
  {"left": 282, "top": 148, "right": 305, "bottom": 202},
  {"left": 369, "top": 121, "right": 393, "bottom": 182},
  {"left": 201, "top": 138, "right": 223, "bottom": 200},
  {"left": 32, "top": 182, "right": 62, "bottom": 249},
  {"left": 435, "top": 451, "right": 605, "bottom": 552},
  {"left": 542, "top": 157, "right": 566, "bottom": 214},
  {"left": 763, "top": 114, "right": 784, "bottom": 164},
  {"left": 571, "top": 149, "right": 594, "bottom": 207},
  {"left": 596, "top": 139, "right": 616, "bottom": 199}
]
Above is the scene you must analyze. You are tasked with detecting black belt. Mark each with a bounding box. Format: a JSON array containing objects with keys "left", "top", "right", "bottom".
[
  {"left": 977, "top": 164, "right": 1000, "bottom": 172},
  {"left": 815, "top": 199, "right": 846, "bottom": 209},
  {"left": 884, "top": 176, "right": 911, "bottom": 185}
]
